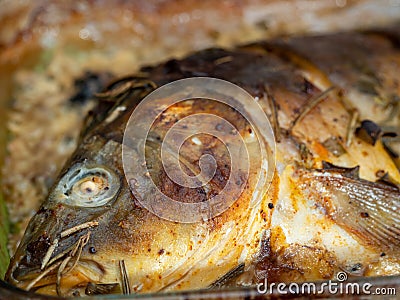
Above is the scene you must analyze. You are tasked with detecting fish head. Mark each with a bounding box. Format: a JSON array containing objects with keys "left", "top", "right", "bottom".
[
  {"left": 6, "top": 79, "right": 274, "bottom": 296},
  {"left": 5, "top": 83, "right": 156, "bottom": 295},
  {"left": 5, "top": 113, "right": 129, "bottom": 295}
]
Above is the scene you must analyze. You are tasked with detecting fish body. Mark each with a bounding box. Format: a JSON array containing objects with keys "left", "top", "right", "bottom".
[{"left": 6, "top": 28, "right": 400, "bottom": 296}]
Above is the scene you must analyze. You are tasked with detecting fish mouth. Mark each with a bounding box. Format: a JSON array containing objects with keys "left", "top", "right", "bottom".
[
  {"left": 8, "top": 258, "right": 117, "bottom": 296},
  {"left": 5, "top": 185, "right": 111, "bottom": 294},
  {"left": 6, "top": 209, "right": 108, "bottom": 296}
]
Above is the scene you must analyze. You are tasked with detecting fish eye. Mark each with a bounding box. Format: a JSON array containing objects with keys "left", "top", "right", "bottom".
[{"left": 57, "top": 165, "right": 120, "bottom": 207}]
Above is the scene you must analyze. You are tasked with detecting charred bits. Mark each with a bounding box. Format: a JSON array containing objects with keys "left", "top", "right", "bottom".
[
  {"left": 69, "top": 71, "right": 114, "bottom": 105},
  {"left": 25, "top": 234, "right": 50, "bottom": 265}
]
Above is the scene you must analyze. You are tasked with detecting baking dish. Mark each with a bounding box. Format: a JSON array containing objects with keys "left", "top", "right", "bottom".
[{"left": 1, "top": 1, "right": 400, "bottom": 299}]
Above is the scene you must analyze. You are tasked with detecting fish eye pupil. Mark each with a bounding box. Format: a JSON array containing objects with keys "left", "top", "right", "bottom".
[
  {"left": 79, "top": 180, "right": 99, "bottom": 195},
  {"left": 89, "top": 246, "right": 97, "bottom": 254},
  {"left": 59, "top": 165, "right": 119, "bottom": 207}
]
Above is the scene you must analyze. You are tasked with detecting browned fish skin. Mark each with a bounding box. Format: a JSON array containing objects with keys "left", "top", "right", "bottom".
[{"left": 6, "top": 27, "right": 400, "bottom": 296}]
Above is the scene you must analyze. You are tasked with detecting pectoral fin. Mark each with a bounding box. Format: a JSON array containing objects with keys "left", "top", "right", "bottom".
[{"left": 300, "top": 164, "right": 400, "bottom": 252}]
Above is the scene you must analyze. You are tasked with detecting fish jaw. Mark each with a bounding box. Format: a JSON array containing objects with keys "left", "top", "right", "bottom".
[
  {"left": 10, "top": 256, "right": 121, "bottom": 296},
  {"left": 5, "top": 193, "right": 128, "bottom": 296},
  {"left": 5, "top": 156, "right": 124, "bottom": 294},
  {"left": 5, "top": 197, "right": 104, "bottom": 290}
]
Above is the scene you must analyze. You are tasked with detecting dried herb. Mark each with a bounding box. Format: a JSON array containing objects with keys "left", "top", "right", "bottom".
[{"left": 355, "top": 120, "right": 382, "bottom": 145}]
